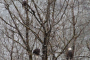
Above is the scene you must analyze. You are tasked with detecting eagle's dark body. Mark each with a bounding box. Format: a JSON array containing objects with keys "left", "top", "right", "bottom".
[
  {"left": 67, "top": 50, "right": 73, "bottom": 60},
  {"left": 22, "top": 1, "right": 27, "bottom": 7},
  {"left": 33, "top": 48, "right": 40, "bottom": 55}
]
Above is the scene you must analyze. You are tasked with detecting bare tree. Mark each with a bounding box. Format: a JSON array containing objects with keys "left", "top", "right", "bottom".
[{"left": 0, "top": 0, "right": 90, "bottom": 60}]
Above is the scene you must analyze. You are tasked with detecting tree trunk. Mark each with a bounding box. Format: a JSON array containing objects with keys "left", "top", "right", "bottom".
[
  {"left": 42, "top": 33, "right": 48, "bottom": 60},
  {"left": 25, "top": 2, "right": 32, "bottom": 60},
  {"left": 52, "top": 54, "right": 56, "bottom": 60},
  {"left": 29, "top": 55, "right": 32, "bottom": 60}
]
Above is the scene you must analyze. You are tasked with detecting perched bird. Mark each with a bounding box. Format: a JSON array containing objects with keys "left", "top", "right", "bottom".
[
  {"left": 66, "top": 47, "right": 73, "bottom": 60},
  {"left": 22, "top": 1, "right": 27, "bottom": 7},
  {"left": 33, "top": 48, "right": 40, "bottom": 55}
]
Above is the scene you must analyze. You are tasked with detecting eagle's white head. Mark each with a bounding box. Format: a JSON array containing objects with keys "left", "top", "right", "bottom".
[{"left": 68, "top": 47, "right": 72, "bottom": 51}]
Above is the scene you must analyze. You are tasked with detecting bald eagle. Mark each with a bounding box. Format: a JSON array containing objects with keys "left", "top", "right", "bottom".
[
  {"left": 22, "top": 1, "right": 27, "bottom": 7},
  {"left": 33, "top": 48, "right": 40, "bottom": 55},
  {"left": 66, "top": 47, "right": 73, "bottom": 60}
]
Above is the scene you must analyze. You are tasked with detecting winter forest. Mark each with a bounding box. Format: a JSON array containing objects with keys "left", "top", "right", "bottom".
[{"left": 0, "top": 0, "right": 90, "bottom": 60}]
